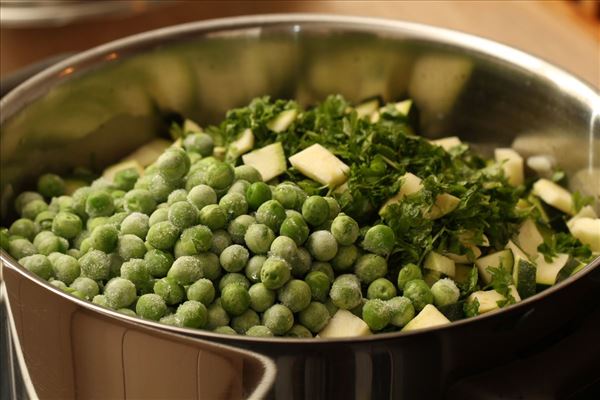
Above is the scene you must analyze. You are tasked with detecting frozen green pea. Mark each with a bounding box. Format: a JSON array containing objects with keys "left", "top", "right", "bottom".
[
  {"left": 205, "top": 161, "right": 235, "bottom": 190},
  {"left": 304, "top": 271, "right": 331, "bottom": 302},
  {"left": 159, "top": 313, "right": 181, "bottom": 326},
  {"left": 260, "top": 257, "right": 291, "bottom": 290},
  {"left": 124, "top": 189, "right": 156, "bottom": 215},
  {"left": 187, "top": 185, "right": 217, "bottom": 210},
  {"left": 90, "top": 224, "right": 119, "bottom": 253},
  {"left": 269, "top": 236, "right": 297, "bottom": 264},
  {"left": 306, "top": 231, "right": 338, "bottom": 261},
  {"left": 153, "top": 277, "right": 185, "bottom": 305},
  {"left": 15, "top": 191, "right": 44, "bottom": 214},
  {"left": 279, "top": 215, "right": 309, "bottom": 246},
  {"left": 33, "top": 231, "right": 67, "bottom": 255},
  {"left": 310, "top": 262, "right": 335, "bottom": 282},
  {"left": 431, "top": 278, "right": 460, "bottom": 307},
  {"left": 324, "top": 298, "right": 339, "bottom": 317},
  {"left": 387, "top": 296, "right": 415, "bottom": 327},
  {"left": 397, "top": 263, "right": 422, "bottom": 290},
  {"left": 403, "top": 279, "right": 434, "bottom": 312},
  {"left": 210, "top": 229, "right": 232, "bottom": 255},
  {"left": 324, "top": 197, "right": 340, "bottom": 220},
  {"left": 362, "top": 224, "right": 395, "bottom": 256},
  {"left": 144, "top": 249, "right": 173, "bottom": 278},
  {"left": 330, "top": 274, "right": 363, "bottom": 310},
  {"left": 22, "top": 199, "right": 49, "bottom": 220},
  {"left": 231, "top": 309, "right": 260, "bottom": 334},
  {"left": 176, "top": 300, "right": 208, "bottom": 328},
  {"left": 167, "top": 189, "right": 188, "bottom": 205},
  {"left": 136, "top": 293, "right": 167, "bottom": 320},
  {"left": 149, "top": 174, "right": 183, "bottom": 203},
  {"left": 299, "top": 302, "right": 331, "bottom": 333},
  {"left": 234, "top": 165, "right": 262, "bottom": 183},
  {"left": 79, "top": 249, "right": 111, "bottom": 280},
  {"left": 104, "top": 277, "right": 137, "bottom": 309},
  {"left": 9, "top": 218, "right": 38, "bottom": 241},
  {"left": 149, "top": 207, "right": 169, "bottom": 226},
  {"left": 245, "top": 255, "right": 266, "bottom": 282},
  {"left": 218, "top": 273, "right": 250, "bottom": 291},
  {"left": 302, "top": 196, "right": 329, "bottom": 226},
  {"left": 49, "top": 253, "right": 80, "bottom": 284},
  {"left": 85, "top": 191, "right": 114, "bottom": 218},
  {"left": 362, "top": 299, "right": 391, "bottom": 331},
  {"left": 180, "top": 225, "right": 213, "bottom": 254},
  {"left": 49, "top": 279, "right": 67, "bottom": 291},
  {"left": 273, "top": 183, "right": 303, "bottom": 210},
  {"left": 1, "top": 228, "right": 10, "bottom": 250},
  {"left": 157, "top": 147, "right": 190, "bottom": 181},
  {"left": 167, "top": 256, "right": 202, "bottom": 285},
  {"left": 219, "top": 193, "right": 248, "bottom": 221},
  {"left": 108, "top": 211, "right": 128, "bottom": 226},
  {"left": 187, "top": 278, "right": 215, "bottom": 306},
  {"left": 354, "top": 254, "right": 387, "bottom": 284},
  {"left": 196, "top": 252, "right": 221, "bottom": 281},
  {"left": 66, "top": 248, "right": 81, "bottom": 259},
  {"left": 114, "top": 168, "right": 139, "bottom": 191},
  {"left": 35, "top": 210, "right": 56, "bottom": 231},
  {"left": 244, "top": 223, "right": 275, "bottom": 254},
  {"left": 92, "top": 294, "right": 110, "bottom": 307},
  {"left": 87, "top": 217, "right": 109, "bottom": 231},
  {"left": 248, "top": 282, "right": 275, "bottom": 312},
  {"left": 227, "top": 180, "right": 250, "bottom": 197},
  {"left": 220, "top": 244, "right": 249, "bottom": 272},
  {"left": 70, "top": 277, "right": 99, "bottom": 300},
  {"left": 367, "top": 278, "right": 397, "bottom": 300},
  {"left": 121, "top": 258, "right": 151, "bottom": 292},
  {"left": 331, "top": 214, "right": 360, "bottom": 245},
  {"left": 221, "top": 284, "right": 251, "bottom": 316},
  {"left": 262, "top": 304, "right": 294, "bottom": 335},
  {"left": 331, "top": 244, "right": 359, "bottom": 272},
  {"left": 19, "top": 254, "right": 53, "bottom": 280},
  {"left": 184, "top": 132, "right": 214, "bottom": 156},
  {"left": 291, "top": 247, "right": 312, "bottom": 277},
  {"left": 278, "top": 279, "right": 312, "bottom": 312},
  {"left": 168, "top": 201, "right": 198, "bottom": 229},
  {"left": 246, "top": 325, "right": 274, "bottom": 337},
  {"left": 185, "top": 171, "right": 205, "bottom": 192},
  {"left": 228, "top": 214, "right": 256, "bottom": 244},
  {"left": 198, "top": 204, "right": 227, "bottom": 230},
  {"left": 255, "top": 200, "right": 286, "bottom": 231},
  {"left": 207, "top": 299, "right": 230, "bottom": 329},
  {"left": 120, "top": 212, "right": 149, "bottom": 239},
  {"left": 146, "top": 221, "right": 180, "bottom": 250},
  {"left": 285, "top": 324, "right": 313, "bottom": 338},
  {"left": 213, "top": 326, "right": 237, "bottom": 335},
  {"left": 246, "top": 182, "right": 272, "bottom": 210},
  {"left": 37, "top": 173, "right": 65, "bottom": 198}
]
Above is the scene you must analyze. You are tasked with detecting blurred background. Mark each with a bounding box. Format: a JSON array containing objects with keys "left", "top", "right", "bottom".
[{"left": 0, "top": 0, "right": 598, "bottom": 87}]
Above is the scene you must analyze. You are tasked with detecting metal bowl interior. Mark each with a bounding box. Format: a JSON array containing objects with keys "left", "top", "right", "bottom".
[{"left": 1, "top": 12, "right": 599, "bottom": 343}]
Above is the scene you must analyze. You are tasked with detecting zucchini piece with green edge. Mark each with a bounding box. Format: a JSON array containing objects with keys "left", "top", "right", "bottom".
[
  {"left": 513, "top": 258, "right": 537, "bottom": 299},
  {"left": 401, "top": 304, "right": 450, "bottom": 332},
  {"left": 535, "top": 253, "right": 570, "bottom": 286},
  {"left": 555, "top": 258, "right": 586, "bottom": 284},
  {"left": 532, "top": 178, "right": 575, "bottom": 215},
  {"left": 475, "top": 249, "right": 513, "bottom": 285},
  {"left": 423, "top": 251, "right": 456, "bottom": 278},
  {"left": 516, "top": 218, "right": 544, "bottom": 258},
  {"left": 267, "top": 109, "right": 297, "bottom": 133},
  {"left": 354, "top": 99, "right": 379, "bottom": 119},
  {"left": 241, "top": 142, "right": 286, "bottom": 181}
]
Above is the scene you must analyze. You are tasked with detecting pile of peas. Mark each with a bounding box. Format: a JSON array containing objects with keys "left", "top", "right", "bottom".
[{"left": 0, "top": 132, "right": 459, "bottom": 337}]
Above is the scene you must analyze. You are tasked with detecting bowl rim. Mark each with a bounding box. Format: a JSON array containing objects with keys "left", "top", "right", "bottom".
[{"left": 1, "top": 13, "right": 599, "bottom": 344}]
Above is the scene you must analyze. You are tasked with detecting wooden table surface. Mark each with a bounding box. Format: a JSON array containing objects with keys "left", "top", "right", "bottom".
[{"left": 1, "top": 0, "right": 599, "bottom": 87}]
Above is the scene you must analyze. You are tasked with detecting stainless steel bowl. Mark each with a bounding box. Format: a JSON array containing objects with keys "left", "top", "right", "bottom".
[{"left": 1, "top": 14, "right": 599, "bottom": 399}]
